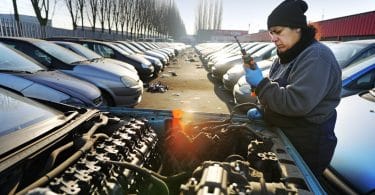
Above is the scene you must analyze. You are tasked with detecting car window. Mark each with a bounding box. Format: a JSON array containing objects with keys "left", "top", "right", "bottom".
[
  {"left": 346, "top": 69, "right": 375, "bottom": 90},
  {"left": 111, "top": 44, "right": 131, "bottom": 56},
  {"left": 0, "top": 44, "right": 44, "bottom": 72},
  {"left": 66, "top": 43, "right": 102, "bottom": 60},
  {"left": 123, "top": 42, "right": 142, "bottom": 53},
  {"left": 81, "top": 42, "right": 90, "bottom": 48},
  {"left": 0, "top": 88, "right": 63, "bottom": 136},
  {"left": 33, "top": 49, "right": 53, "bottom": 66},
  {"left": 247, "top": 43, "right": 268, "bottom": 55},
  {"left": 252, "top": 44, "right": 274, "bottom": 58},
  {"left": 342, "top": 55, "right": 375, "bottom": 80},
  {"left": 92, "top": 44, "right": 115, "bottom": 58},
  {"left": 33, "top": 41, "right": 87, "bottom": 64},
  {"left": 9, "top": 42, "right": 53, "bottom": 67},
  {"left": 115, "top": 43, "right": 134, "bottom": 55},
  {"left": 328, "top": 43, "right": 368, "bottom": 68},
  {"left": 351, "top": 47, "right": 375, "bottom": 65}
]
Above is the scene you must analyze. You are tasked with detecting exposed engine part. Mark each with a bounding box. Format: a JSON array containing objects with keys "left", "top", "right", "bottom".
[
  {"left": 162, "top": 116, "right": 312, "bottom": 194},
  {"left": 162, "top": 117, "right": 266, "bottom": 173},
  {"left": 3, "top": 113, "right": 314, "bottom": 195},
  {"left": 146, "top": 81, "right": 169, "bottom": 93},
  {"left": 19, "top": 117, "right": 160, "bottom": 195},
  {"left": 180, "top": 160, "right": 310, "bottom": 194}
]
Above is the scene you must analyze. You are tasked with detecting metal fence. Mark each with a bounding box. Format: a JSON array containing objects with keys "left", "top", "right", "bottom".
[{"left": 0, "top": 19, "right": 134, "bottom": 41}]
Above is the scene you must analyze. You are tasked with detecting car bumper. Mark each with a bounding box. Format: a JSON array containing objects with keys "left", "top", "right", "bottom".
[
  {"left": 112, "top": 81, "right": 144, "bottom": 107},
  {"left": 138, "top": 66, "right": 154, "bottom": 78}
]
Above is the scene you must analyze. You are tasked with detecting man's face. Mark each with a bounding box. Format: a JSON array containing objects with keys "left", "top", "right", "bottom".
[{"left": 269, "top": 26, "right": 301, "bottom": 53}]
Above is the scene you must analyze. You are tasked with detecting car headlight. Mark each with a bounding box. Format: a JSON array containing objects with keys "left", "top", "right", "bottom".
[
  {"left": 141, "top": 63, "right": 151, "bottom": 69},
  {"left": 156, "top": 60, "right": 163, "bottom": 66},
  {"left": 121, "top": 76, "right": 137, "bottom": 87},
  {"left": 61, "top": 97, "right": 86, "bottom": 107}
]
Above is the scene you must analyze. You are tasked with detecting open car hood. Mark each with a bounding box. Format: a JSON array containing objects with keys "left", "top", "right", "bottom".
[{"left": 0, "top": 89, "right": 325, "bottom": 194}]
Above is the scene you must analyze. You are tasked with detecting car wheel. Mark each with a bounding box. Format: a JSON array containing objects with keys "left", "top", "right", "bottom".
[{"left": 101, "top": 91, "right": 115, "bottom": 106}]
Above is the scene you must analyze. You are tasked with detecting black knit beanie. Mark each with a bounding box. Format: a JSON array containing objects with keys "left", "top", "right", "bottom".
[{"left": 267, "top": 0, "right": 308, "bottom": 29}]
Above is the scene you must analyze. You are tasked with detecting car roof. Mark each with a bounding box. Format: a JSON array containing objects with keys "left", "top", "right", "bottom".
[
  {"left": 0, "top": 36, "right": 43, "bottom": 43},
  {"left": 345, "top": 39, "right": 375, "bottom": 45}
]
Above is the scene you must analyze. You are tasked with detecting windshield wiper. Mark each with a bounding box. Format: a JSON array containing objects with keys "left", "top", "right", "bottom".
[
  {"left": 0, "top": 69, "right": 34, "bottom": 74},
  {"left": 71, "top": 60, "right": 90, "bottom": 64},
  {"left": 88, "top": 57, "right": 103, "bottom": 62}
]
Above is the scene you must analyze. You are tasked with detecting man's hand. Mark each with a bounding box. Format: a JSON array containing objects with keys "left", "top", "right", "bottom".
[
  {"left": 247, "top": 108, "right": 263, "bottom": 120},
  {"left": 243, "top": 65, "right": 263, "bottom": 87}
]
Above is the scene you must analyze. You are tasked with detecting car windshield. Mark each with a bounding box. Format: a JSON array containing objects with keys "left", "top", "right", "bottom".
[
  {"left": 33, "top": 41, "right": 88, "bottom": 64},
  {"left": 110, "top": 43, "right": 130, "bottom": 56},
  {"left": 0, "top": 87, "right": 63, "bottom": 137},
  {"left": 66, "top": 42, "right": 102, "bottom": 60},
  {"left": 252, "top": 44, "right": 275, "bottom": 58},
  {"left": 247, "top": 43, "right": 268, "bottom": 55},
  {"left": 131, "top": 42, "right": 146, "bottom": 52},
  {"left": 342, "top": 54, "right": 375, "bottom": 80},
  {"left": 0, "top": 43, "right": 44, "bottom": 73},
  {"left": 122, "top": 42, "right": 142, "bottom": 53},
  {"left": 115, "top": 43, "right": 135, "bottom": 55},
  {"left": 328, "top": 42, "right": 368, "bottom": 68}
]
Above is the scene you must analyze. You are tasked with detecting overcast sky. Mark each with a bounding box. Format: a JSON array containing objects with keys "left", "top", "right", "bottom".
[{"left": 1, "top": 0, "right": 374, "bottom": 35}]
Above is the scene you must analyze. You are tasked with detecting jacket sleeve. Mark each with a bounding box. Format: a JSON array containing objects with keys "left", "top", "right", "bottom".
[{"left": 256, "top": 48, "right": 335, "bottom": 117}]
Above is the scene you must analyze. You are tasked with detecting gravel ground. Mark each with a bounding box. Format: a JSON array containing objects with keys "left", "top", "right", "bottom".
[{"left": 135, "top": 47, "right": 237, "bottom": 114}]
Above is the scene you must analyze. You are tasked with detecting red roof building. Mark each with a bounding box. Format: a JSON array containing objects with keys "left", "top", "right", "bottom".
[{"left": 313, "top": 11, "right": 375, "bottom": 41}]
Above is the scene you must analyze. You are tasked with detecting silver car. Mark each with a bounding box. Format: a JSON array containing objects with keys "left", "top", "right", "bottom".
[
  {"left": 52, "top": 41, "right": 138, "bottom": 74},
  {"left": 0, "top": 37, "right": 143, "bottom": 107}
]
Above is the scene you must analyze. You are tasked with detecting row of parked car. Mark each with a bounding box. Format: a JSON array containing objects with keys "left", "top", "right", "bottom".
[
  {"left": 196, "top": 40, "right": 375, "bottom": 104},
  {"left": 0, "top": 37, "right": 189, "bottom": 107},
  {"left": 195, "top": 40, "right": 375, "bottom": 194}
]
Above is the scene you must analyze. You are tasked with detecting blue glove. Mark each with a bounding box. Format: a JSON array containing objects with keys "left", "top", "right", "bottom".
[
  {"left": 247, "top": 108, "right": 263, "bottom": 120},
  {"left": 244, "top": 65, "right": 263, "bottom": 87}
]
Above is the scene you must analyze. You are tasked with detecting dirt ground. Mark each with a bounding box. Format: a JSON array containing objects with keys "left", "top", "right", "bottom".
[{"left": 135, "top": 47, "right": 237, "bottom": 114}]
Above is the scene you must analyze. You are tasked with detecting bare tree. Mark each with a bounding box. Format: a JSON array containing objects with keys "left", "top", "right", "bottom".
[
  {"left": 143, "top": 0, "right": 156, "bottom": 38},
  {"left": 64, "top": 0, "right": 79, "bottom": 30},
  {"left": 135, "top": 0, "right": 147, "bottom": 39},
  {"left": 12, "top": 0, "right": 22, "bottom": 35},
  {"left": 129, "top": 0, "right": 139, "bottom": 40},
  {"left": 31, "top": 0, "right": 51, "bottom": 37},
  {"left": 97, "top": 0, "right": 106, "bottom": 32},
  {"left": 77, "top": 0, "right": 85, "bottom": 30},
  {"left": 118, "top": 0, "right": 127, "bottom": 37},
  {"left": 195, "top": 0, "right": 222, "bottom": 31},
  {"left": 125, "top": 0, "right": 134, "bottom": 38},
  {"left": 214, "top": 0, "right": 223, "bottom": 30},
  {"left": 105, "top": 0, "right": 113, "bottom": 34},
  {"left": 112, "top": 0, "right": 121, "bottom": 34},
  {"left": 86, "top": 0, "right": 98, "bottom": 32}
]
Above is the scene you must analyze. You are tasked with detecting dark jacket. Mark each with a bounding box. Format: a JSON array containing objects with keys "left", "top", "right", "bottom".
[{"left": 256, "top": 41, "right": 342, "bottom": 124}]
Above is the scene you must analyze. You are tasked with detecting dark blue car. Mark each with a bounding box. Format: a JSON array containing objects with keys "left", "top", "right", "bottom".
[
  {"left": 329, "top": 39, "right": 375, "bottom": 69},
  {"left": 341, "top": 55, "right": 375, "bottom": 97},
  {"left": 0, "top": 43, "right": 102, "bottom": 107}
]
